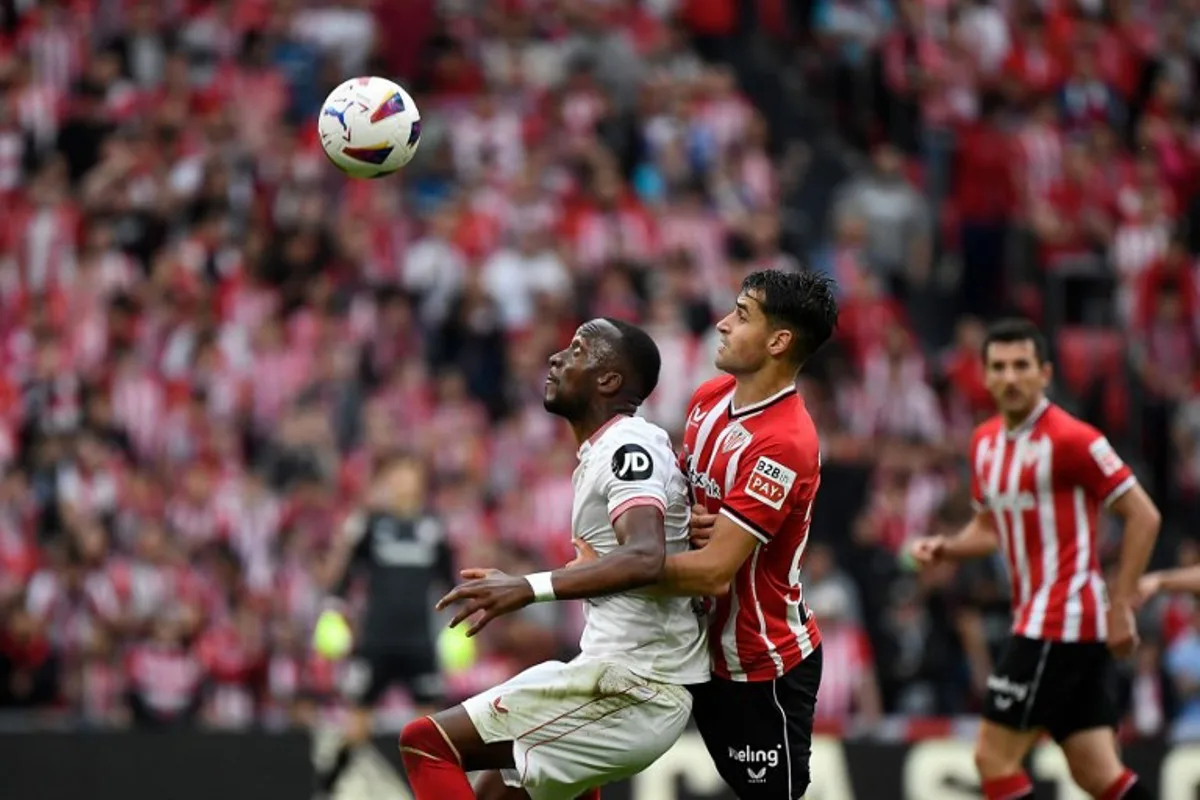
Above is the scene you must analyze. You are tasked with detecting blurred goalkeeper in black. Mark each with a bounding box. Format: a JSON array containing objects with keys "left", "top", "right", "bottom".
[{"left": 313, "top": 454, "right": 454, "bottom": 800}]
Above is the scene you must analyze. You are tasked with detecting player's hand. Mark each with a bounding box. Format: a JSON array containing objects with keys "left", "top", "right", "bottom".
[
  {"left": 566, "top": 538, "right": 598, "bottom": 568},
  {"left": 909, "top": 536, "right": 947, "bottom": 567},
  {"left": 1106, "top": 600, "right": 1139, "bottom": 659},
  {"left": 1137, "top": 572, "right": 1164, "bottom": 606},
  {"left": 689, "top": 504, "right": 717, "bottom": 549},
  {"left": 436, "top": 569, "right": 534, "bottom": 637}
]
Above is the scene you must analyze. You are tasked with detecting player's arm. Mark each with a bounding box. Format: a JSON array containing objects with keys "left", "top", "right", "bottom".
[
  {"left": 1076, "top": 434, "right": 1161, "bottom": 607},
  {"left": 1141, "top": 565, "right": 1200, "bottom": 598},
  {"left": 1106, "top": 480, "right": 1161, "bottom": 606},
  {"left": 657, "top": 515, "right": 753, "bottom": 596},
  {"left": 911, "top": 510, "right": 1001, "bottom": 565},
  {"left": 533, "top": 505, "right": 666, "bottom": 599},
  {"left": 911, "top": 430, "right": 999, "bottom": 566},
  {"left": 534, "top": 436, "right": 672, "bottom": 597},
  {"left": 439, "top": 506, "right": 667, "bottom": 636},
  {"left": 659, "top": 441, "right": 812, "bottom": 597},
  {"left": 436, "top": 436, "right": 671, "bottom": 636}
]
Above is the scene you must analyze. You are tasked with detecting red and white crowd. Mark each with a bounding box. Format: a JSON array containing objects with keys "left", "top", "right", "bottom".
[{"left": 0, "top": 0, "right": 1198, "bottom": 737}]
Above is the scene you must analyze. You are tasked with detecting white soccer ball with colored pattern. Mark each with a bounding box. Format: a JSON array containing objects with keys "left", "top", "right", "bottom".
[{"left": 318, "top": 76, "right": 422, "bottom": 179}]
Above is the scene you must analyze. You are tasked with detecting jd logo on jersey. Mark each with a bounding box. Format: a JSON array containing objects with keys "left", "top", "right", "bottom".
[{"left": 613, "top": 444, "right": 654, "bottom": 481}]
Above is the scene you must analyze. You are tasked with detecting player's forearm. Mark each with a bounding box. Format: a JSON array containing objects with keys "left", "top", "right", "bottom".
[
  {"left": 543, "top": 545, "right": 664, "bottom": 601},
  {"left": 942, "top": 518, "right": 999, "bottom": 561},
  {"left": 658, "top": 550, "right": 732, "bottom": 597},
  {"left": 1109, "top": 502, "right": 1161, "bottom": 604},
  {"left": 1153, "top": 566, "right": 1200, "bottom": 595}
]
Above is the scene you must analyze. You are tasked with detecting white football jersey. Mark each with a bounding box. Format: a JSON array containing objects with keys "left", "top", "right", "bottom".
[{"left": 571, "top": 415, "right": 710, "bottom": 686}]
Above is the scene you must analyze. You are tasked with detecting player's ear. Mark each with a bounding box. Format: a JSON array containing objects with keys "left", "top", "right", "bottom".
[
  {"left": 1039, "top": 359, "right": 1053, "bottom": 386},
  {"left": 767, "top": 328, "right": 794, "bottom": 360},
  {"left": 596, "top": 370, "right": 624, "bottom": 397}
]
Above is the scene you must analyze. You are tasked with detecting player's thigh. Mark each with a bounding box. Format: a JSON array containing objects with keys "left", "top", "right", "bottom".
[
  {"left": 981, "top": 637, "right": 1057, "bottom": 739},
  {"left": 691, "top": 653, "right": 821, "bottom": 800},
  {"left": 469, "top": 660, "right": 692, "bottom": 800},
  {"left": 1045, "top": 643, "right": 1120, "bottom": 745},
  {"left": 973, "top": 720, "right": 1043, "bottom": 778},
  {"left": 1058, "top": 727, "right": 1126, "bottom": 797}
]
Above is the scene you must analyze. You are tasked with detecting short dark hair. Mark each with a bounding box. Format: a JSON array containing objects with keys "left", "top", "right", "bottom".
[
  {"left": 601, "top": 318, "right": 662, "bottom": 406},
  {"left": 981, "top": 318, "right": 1049, "bottom": 363},
  {"left": 741, "top": 270, "right": 840, "bottom": 365}
]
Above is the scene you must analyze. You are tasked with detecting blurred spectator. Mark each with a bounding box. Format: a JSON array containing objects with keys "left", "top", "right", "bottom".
[
  {"left": 833, "top": 143, "right": 932, "bottom": 299},
  {"left": 811, "top": 580, "right": 882, "bottom": 731}
]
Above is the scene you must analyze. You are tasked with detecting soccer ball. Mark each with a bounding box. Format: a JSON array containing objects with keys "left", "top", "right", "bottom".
[{"left": 318, "top": 76, "right": 422, "bottom": 179}]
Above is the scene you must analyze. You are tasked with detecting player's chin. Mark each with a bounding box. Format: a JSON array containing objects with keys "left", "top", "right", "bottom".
[
  {"left": 713, "top": 351, "right": 738, "bottom": 372},
  {"left": 542, "top": 392, "right": 565, "bottom": 415}
]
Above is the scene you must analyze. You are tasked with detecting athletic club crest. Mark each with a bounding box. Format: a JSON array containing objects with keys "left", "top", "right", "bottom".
[{"left": 721, "top": 424, "right": 751, "bottom": 453}]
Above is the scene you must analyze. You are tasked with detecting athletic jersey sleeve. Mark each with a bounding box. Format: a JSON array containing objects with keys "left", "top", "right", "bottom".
[
  {"left": 968, "top": 428, "right": 988, "bottom": 512},
  {"left": 595, "top": 422, "right": 673, "bottom": 523},
  {"left": 1065, "top": 423, "right": 1136, "bottom": 507},
  {"left": 721, "top": 433, "right": 818, "bottom": 543}
]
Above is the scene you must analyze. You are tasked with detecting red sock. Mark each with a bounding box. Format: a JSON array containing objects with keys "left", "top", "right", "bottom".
[
  {"left": 575, "top": 790, "right": 601, "bottom": 800},
  {"left": 981, "top": 772, "right": 1034, "bottom": 800},
  {"left": 1101, "top": 769, "right": 1140, "bottom": 800},
  {"left": 399, "top": 717, "right": 474, "bottom": 800}
]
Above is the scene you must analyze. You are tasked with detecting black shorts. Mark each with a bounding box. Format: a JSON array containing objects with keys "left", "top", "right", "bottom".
[
  {"left": 982, "top": 635, "right": 1119, "bottom": 743},
  {"left": 690, "top": 647, "right": 822, "bottom": 800},
  {"left": 340, "top": 642, "right": 443, "bottom": 708}
]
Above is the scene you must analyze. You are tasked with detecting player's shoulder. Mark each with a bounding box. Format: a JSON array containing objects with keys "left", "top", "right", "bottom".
[
  {"left": 970, "top": 414, "right": 1005, "bottom": 445},
  {"left": 688, "top": 374, "right": 736, "bottom": 410},
  {"left": 1039, "top": 404, "right": 1109, "bottom": 455},
  {"left": 594, "top": 416, "right": 674, "bottom": 483},
  {"left": 1041, "top": 403, "right": 1099, "bottom": 438},
  {"left": 748, "top": 393, "right": 820, "bottom": 474},
  {"left": 594, "top": 415, "right": 673, "bottom": 460}
]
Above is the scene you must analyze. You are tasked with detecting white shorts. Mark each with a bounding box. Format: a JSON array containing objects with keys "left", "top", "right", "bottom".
[{"left": 461, "top": 658, "right": 692, "bottom": 800}]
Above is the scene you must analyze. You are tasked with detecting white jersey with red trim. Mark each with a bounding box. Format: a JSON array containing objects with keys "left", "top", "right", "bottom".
[
  {"left": 572, "top": 415, "right": 709, "bottom": 685},
  {"left": 682, "top": 375, "right": 823, "bottom": 682},
  {"left": 970, "top": 399, "right": 1138, "bottom": 642}
]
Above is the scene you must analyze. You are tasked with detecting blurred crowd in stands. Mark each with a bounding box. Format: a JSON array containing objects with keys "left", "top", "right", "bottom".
[{"left": 0, "top": 0, "right": 1199, "bottom": 739}]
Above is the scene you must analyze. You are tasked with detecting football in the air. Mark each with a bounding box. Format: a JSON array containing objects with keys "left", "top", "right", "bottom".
[{"left": 318, "top": 76, "right": 421, "bottom": 178}]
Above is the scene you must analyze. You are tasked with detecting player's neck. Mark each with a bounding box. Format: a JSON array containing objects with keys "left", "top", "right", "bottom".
[
  {"left": 731, "top": 367, "right": 797, "bottom": 413},
  {"left": 1001, "top": 395, "right": 1049, "bottom": 431},
  {"left": 571, "top": 405, "right": 635, "bottom": 448}
]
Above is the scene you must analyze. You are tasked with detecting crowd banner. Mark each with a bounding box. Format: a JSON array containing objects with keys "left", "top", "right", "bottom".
[{"left": 2, "top": 731, "right": 1199, "bottom": 800}]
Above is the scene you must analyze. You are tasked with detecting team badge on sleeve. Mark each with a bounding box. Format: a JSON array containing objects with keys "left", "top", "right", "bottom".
[
  {"left": 612, "top": 444, "right": 654, "bottom": 481},
  {"left": 744, "top": 456, "right": 796, "bottom": 510},
  {"left": 1088, "top": 438, "right": 1124, "bottom": 478}
]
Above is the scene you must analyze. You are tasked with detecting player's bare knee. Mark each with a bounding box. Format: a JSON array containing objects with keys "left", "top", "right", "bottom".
[
  {"left": 1063, "top": 748, "right": 1124, "bottom": 796},
  {"left": 1060, "top": 728, "right": 1125, "bottom": 796},
  {"left": 973, "top": 742, "right": 1021, "bottom": 779}
]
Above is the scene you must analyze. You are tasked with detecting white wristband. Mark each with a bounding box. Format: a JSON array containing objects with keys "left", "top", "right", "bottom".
[{"left": 524, "top": 572, "right": 556, "bottom": 602}]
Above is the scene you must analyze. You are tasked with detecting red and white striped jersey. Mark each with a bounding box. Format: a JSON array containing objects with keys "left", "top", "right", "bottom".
[
  {"left": 682, "top": 375, "right": 822, "bottom": 682},
  {"left": 969, "top": 399, "right": 1137, "bottom": 642}
]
